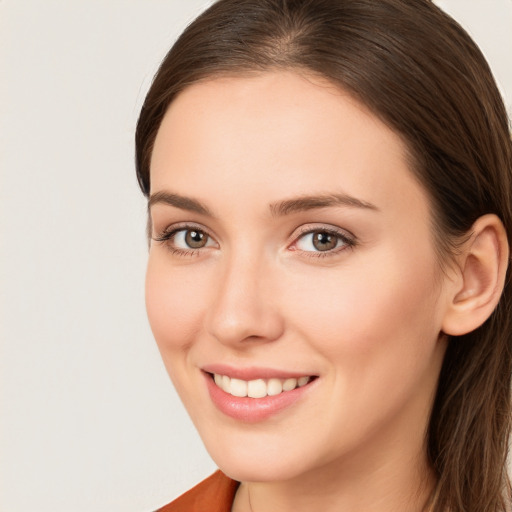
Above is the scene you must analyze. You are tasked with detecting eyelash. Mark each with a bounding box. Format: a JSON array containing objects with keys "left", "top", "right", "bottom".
[
  {"left": 153, "top": 223, "right": 210, "bottom": 258},
  {"left": 291, "top": 225, "right": 356, "bottom": 258},
  {"left": 153, "top": 223, "right": 357, "bottom": 259}
]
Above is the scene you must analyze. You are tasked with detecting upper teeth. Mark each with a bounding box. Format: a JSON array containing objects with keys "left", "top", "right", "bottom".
[{"left": 213, "top": 374, "right": 311, "bottom": 398}]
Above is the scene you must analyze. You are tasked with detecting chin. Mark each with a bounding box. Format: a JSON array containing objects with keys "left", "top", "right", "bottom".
[
  {"left": 215, "top": 454, "right": 311, "bottom": 484},
  {"left": 198, "top": 427, "right": 322, "bottom": 484}
]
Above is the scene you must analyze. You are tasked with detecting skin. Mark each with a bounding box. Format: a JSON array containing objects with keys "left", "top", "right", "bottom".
[{"left": 146, "top": 71, "right": 454, "bottom": 512}]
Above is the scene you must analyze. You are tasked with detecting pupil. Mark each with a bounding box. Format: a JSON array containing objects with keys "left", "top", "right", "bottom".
[
  {"left": 313, "top": 232, "right": 336, "bottom": 251},
  {"left": 185, "top": 230, "right": 206, "bottom": 248}
]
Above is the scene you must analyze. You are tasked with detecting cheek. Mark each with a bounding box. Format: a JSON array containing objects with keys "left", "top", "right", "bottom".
[
  {"left": 145, "top": 255, "right": 208, "bottom": 354},
  {"left": 287, "top": 246, "right": 441, "bottom": 364},
  {"left": 281, "top": 247, "right": 444, "bottom": 445}
]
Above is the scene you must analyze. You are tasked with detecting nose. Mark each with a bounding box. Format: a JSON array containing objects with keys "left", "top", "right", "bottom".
[{"left": 204, "top": 252, "right": 285, "bottom": 347}]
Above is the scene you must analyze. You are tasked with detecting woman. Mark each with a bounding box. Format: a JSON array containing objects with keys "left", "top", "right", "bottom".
[{"left": 136, "top": 0, "right": 512, "bottom": 510}]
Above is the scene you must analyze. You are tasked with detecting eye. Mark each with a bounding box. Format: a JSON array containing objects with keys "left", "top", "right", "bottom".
[
  {"left": 153, "top": 225, "right": 217, "bottom": 255},
  {"left": 293, "top": 228, "right": 355, "bottom": 254},
  {"left": 173, "top": 228, "right": 212, "bottom": 249}
]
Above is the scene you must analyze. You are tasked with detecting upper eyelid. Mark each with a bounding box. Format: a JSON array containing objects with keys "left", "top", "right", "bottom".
[
  {"left": 290, "top": 223, "right": 355, "bottom": 241},
  {"left": 153, "top": 222, "right": 215, "bottom": 239}
]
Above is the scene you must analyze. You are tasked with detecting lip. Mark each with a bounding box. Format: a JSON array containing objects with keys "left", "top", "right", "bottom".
[
  {"left": 202, "top": 368, "right": 318, "bottom": 423},
  {"left": 201, "top": 363, "right": 313, "bottom": 381}
]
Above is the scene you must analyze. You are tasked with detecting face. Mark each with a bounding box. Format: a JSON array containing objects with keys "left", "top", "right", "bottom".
[{"left": 146, "top": 71, "right": 449, "bottom": 484}]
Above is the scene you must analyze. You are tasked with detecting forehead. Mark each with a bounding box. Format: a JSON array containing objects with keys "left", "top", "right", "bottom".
[{"left": 150, "top": 71, "right": 428, "bottom": 220}]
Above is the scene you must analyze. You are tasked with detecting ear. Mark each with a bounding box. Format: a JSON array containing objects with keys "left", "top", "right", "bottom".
[{"left": 441, "top": 214, "right": 509, "bottom": 336}]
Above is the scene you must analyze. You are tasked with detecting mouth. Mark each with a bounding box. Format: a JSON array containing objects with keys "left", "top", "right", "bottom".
[
  {"left": 203, "top": 369, "right": 318, "bottom": 423},
  {"left": 201, "top": 365, "right": 319, "bottom": 422},
  {"left": 209, "top": 372, "right": 315, "bottom": 398}
]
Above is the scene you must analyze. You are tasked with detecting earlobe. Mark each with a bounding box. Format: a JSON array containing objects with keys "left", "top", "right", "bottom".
[{"left": 442, "top": 214, "right": 509, "bottom": 336}]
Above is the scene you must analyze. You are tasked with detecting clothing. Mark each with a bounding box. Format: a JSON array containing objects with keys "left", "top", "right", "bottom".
[{"left": 157, "top": 470, "right": 239, "bottom": 512}]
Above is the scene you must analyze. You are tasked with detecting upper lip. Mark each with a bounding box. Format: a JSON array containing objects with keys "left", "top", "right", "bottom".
[{"left": 201, "top": 364, "right": 316, "bottom": 381}]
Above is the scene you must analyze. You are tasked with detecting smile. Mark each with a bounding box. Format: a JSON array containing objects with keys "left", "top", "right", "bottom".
[{"left": 212, "top": 373, "right": 312, "bottom": 398}]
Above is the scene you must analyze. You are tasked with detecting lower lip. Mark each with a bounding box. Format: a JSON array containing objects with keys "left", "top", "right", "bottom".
[{"left": 204, "top": 373, "right": 316, "bottom": 423}]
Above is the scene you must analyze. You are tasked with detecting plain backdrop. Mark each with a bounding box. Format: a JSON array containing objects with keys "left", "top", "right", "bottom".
[{"left": 1, "top": 1, "right": 511, "bottom": 511}]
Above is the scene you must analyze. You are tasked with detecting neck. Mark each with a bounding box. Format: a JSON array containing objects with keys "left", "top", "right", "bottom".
[
  {"left": 234, "top": 455, "right": 436, "bottom": 512},
  {"left": 232, "top": 407, "right": 438, "bottom": 512}
]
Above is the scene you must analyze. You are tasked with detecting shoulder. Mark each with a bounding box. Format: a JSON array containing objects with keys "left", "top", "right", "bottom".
[{"left": 156, "top": 470, "right": 239, "bottom": 512}]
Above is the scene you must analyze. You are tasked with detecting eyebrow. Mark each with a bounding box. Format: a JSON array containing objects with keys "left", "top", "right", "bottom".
[
  {"left": 269, "top": 193, "right": 378, "bottom": 217},
  {"left": 148, "top": 190, "right": 378, "bottom": 218},
  {"left": 148, "top": 191, "right": 213, "bottom": 217}
]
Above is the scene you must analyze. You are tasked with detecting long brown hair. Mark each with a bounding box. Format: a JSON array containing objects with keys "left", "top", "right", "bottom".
[{"left": 135, "top": 1, "right": 512, "bottom": 510}]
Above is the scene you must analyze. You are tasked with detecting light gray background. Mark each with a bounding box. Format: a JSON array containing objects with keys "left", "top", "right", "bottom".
[{"left": 1, "top": 1, "right": 511, "bottom": 511}]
